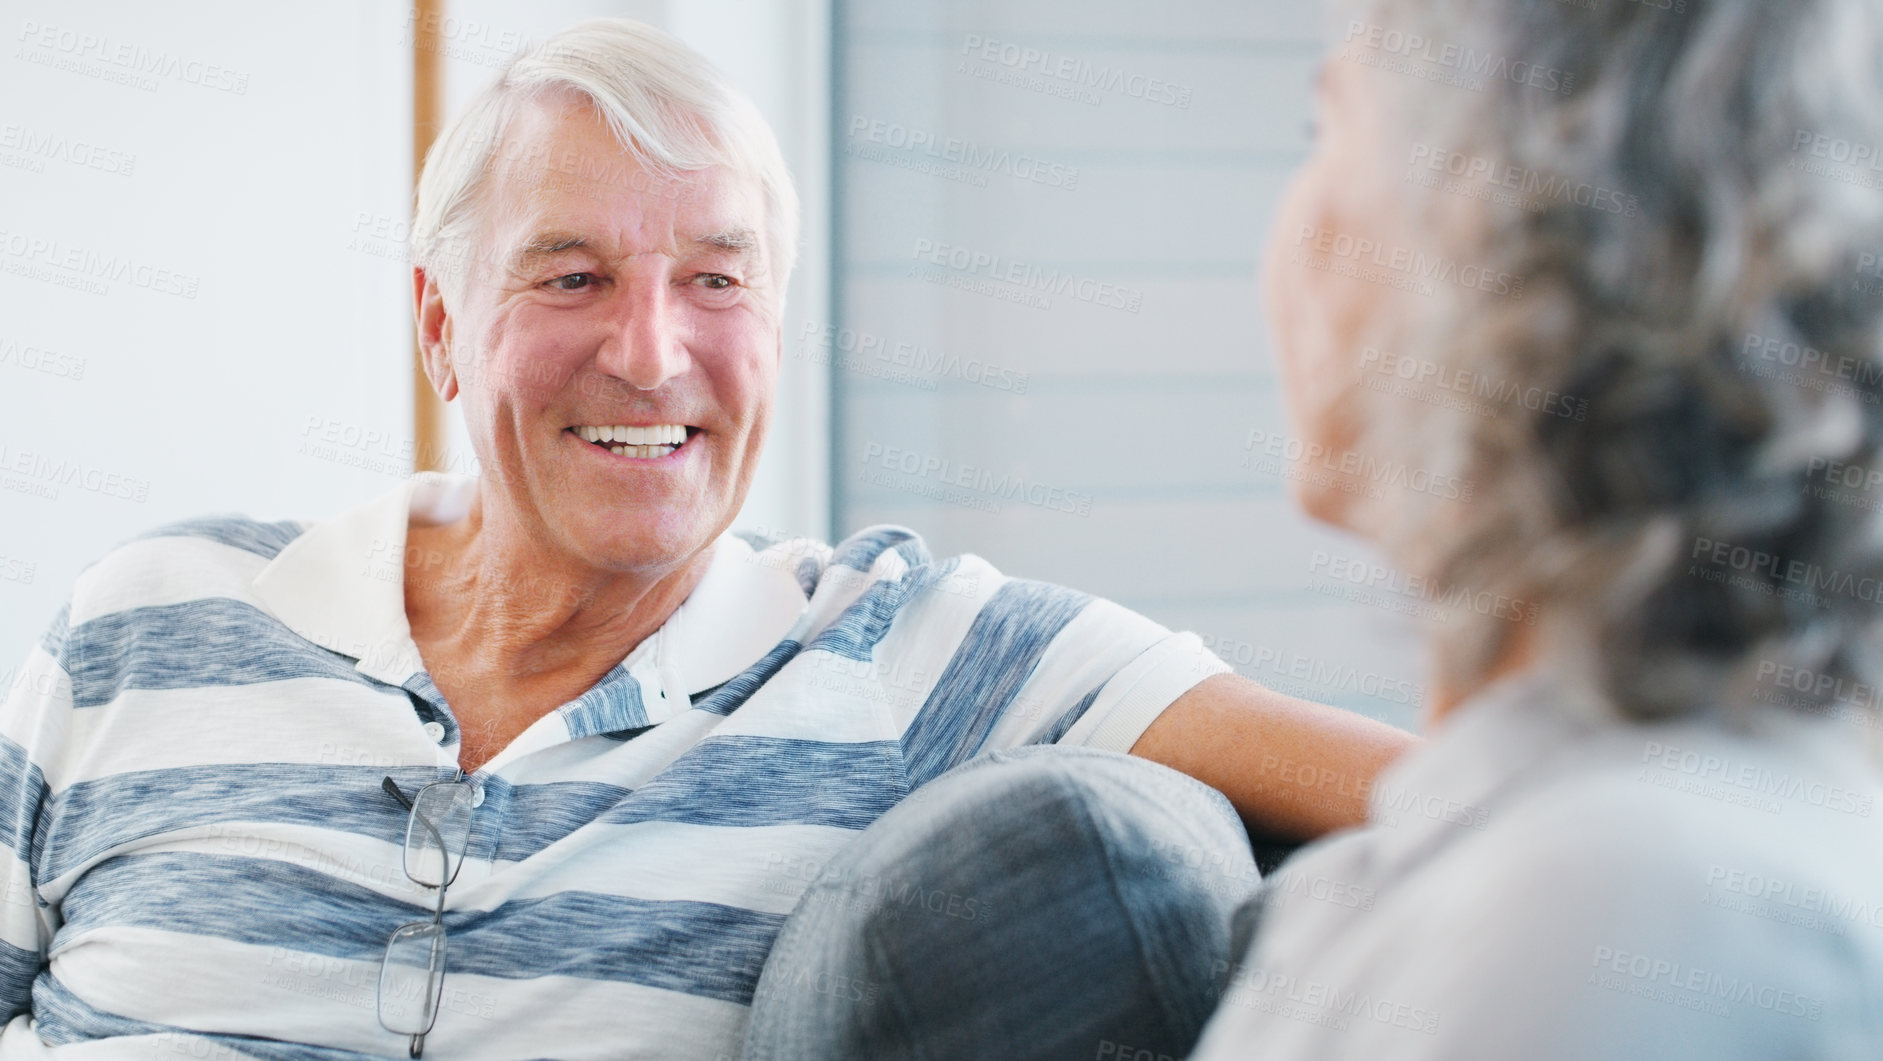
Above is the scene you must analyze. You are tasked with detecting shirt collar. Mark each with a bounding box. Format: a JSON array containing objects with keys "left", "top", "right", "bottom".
[{"left": 250, "top": 472, "right": 807, "bottom": 710}]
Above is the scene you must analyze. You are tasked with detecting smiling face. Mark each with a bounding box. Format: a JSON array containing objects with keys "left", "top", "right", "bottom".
[{"left": 416, "top": 93, "right": 782, "bottom": 578}]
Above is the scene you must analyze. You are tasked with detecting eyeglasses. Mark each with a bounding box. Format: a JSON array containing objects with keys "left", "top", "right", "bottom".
[{"left": 378, "top": 776, "right": 477, "bottom": 1059}]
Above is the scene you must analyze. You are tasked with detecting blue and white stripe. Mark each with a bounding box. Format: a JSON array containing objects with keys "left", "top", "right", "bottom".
[{"left": 0, "top": 473, "right": 1226, "bottom": 1058}]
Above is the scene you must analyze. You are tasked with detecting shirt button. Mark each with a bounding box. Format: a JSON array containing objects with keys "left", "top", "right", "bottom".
[
  {"left": 469, "top": 785, "right": 486, "bottom": 808},
  {"left": 422, "top": 721, "right": 446, "bottom": 743}
]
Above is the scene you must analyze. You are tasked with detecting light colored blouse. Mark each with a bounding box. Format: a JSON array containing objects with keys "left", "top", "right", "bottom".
[{"left": 1192, "top": 668, "right": 1883, "bottom": 1060}]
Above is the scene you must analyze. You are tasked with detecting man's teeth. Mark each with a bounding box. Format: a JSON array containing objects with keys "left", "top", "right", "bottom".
[
  {"left": 574, "top": 424, "right": 686, "bottom": 460},
  {"left": 577, "top": 424, "right": 686, "bottom": 445}
]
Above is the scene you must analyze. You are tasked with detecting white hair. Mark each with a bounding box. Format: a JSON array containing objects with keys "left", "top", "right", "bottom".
[{"left": 411, "top": 18, "right": 799, "bottom": 301}]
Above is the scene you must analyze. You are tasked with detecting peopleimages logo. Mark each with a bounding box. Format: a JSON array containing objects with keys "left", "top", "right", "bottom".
[
  {"left": 0, "top": 229, "right": 199, "bottom": 299},
  {"left": 0, "top": 441, "right": 149, "bottom": 502},
  {"left": 1689, "top": 535, "right": 1883, "bottom": 608},
  {"left": 1755, "top": 660, "right": 1883, "bottom": 713},
  {"left": 1200, "top": 635, "right": 1424, "bottom": 708},
  {"left": 1292, "top": 226, "right": 1525, "bottom": 299},
  {"left": 1358, "top": 346, "right": 1587, "bottom": 421},
  {"left": 1588, "top": 945, "right": 1824, "bottom": 1022},
  {"left": 1406, "top": 143, "right": 1638, "bottom": 217},
  {"left": 846, "top": 116, "right": 1079, "bottom": 190},
  {"left": 1245, "top": 430, "right": 1475, "bottom": 502},
  {"left": 1305, "top": 549, "right": 1539, "bottom": 627},
  {"left": 0, "top": 122, "right": 136, "bottom": 176},
  {"left": 1741, "top": 331, "right": 1883, "bottom": 388},
  {"left": 859, "top": 441, "right": 1094, "bottom": 516},
  {"left": 1343, "top": 20, "right": 1576, "bottom": 95},
  {"left": 1791, "top": 129, "right": 1883, "bottom": 173},
  {"left": 0, "top": 336, "right": 85, "bottom": 381},
  {"left": 0, "top": 555, "right": 35, "bottom": 586},
  {"left": 1638, "top": 739, "right": 1874, "bottom": 818},
  {"left": 15, "top": 20, "right": 250, "bottom": 94},
  {"left": 958, "top": 34, "right": 1193, "bottom": 108},
  {"left": 909, "top": 238, "right": 1143, "bottom": 313},
  {"left": 796, "top": 322, "right": 1030, "bottom": 394},
  {"left": 1211, "top": 962, "right": 1441, "bottom": 1034},
  {"left": 1704, "top": 865, "right": 1883, "bottom": 931}
]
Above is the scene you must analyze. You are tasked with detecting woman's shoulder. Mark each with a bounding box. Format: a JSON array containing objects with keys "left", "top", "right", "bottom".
[
  {"left": 1445, "top": 714, "right": 1883, "bottom": 984},
  {"left": 1466, "top": 713, "right": 1874, "bottom": 889}
]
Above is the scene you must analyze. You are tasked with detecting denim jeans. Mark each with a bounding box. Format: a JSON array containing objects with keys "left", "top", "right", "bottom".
[{"left": 741, "top": 745, "right": 1262, "bottom": 1061}]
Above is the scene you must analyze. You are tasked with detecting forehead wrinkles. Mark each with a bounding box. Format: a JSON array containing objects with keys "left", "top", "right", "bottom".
[
  {"left": 467, "top": 116, "right": 766, "bottom": 286},
  {"left": 487, "top": 162, "right": 764, "bottom": 270},
  {"left": 487, "top": 144, "right": 701, "bottom": 213},
  {"left": 501, "top": 97, "right": 762, "bottom": 254}
]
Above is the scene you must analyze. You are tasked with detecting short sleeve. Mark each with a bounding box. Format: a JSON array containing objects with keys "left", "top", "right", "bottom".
[
  {"left": 0, "top": 605, "right": 67, "bottom": 1022},
  {"left": 896, "top": 575, "right": 1228, "bottom": 789}
]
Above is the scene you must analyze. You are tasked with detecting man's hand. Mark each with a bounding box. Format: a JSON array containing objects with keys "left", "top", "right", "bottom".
[{"left": 1130, "top": 673, "right": 1418, "bottom": 842}]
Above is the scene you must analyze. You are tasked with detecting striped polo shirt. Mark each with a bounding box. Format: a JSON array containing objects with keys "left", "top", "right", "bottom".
[{"left": 0, "top": 472, "right": 1227, "bottom": 1059}]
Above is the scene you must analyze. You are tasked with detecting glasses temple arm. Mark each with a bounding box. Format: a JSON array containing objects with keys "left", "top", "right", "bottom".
[
  {"left": 382, "top": 775, "right": 416, "bottom": 810},
  {"left": 382, "top": 776, "right": 454, "bottom": 895}
]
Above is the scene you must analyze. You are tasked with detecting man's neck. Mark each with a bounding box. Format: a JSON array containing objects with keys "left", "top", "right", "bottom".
[{"left": 401, "top": 494, "right": 713, "bottom": 697}]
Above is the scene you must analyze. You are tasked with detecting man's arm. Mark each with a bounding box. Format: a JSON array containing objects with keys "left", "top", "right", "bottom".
[
  {"left": 1129, "top": 673, "right": 1417, "bottom": 841},
  {"left": 0, "top": 619, "right": 61, "bottom": 1026}
]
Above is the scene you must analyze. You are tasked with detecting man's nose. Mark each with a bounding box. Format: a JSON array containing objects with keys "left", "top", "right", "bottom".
[{"left": 595, "top": 280, "right": 691, "bottom": 391}]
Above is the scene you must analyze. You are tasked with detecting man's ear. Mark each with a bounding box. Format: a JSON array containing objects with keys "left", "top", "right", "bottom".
[{"left": 412, "top": 266, "right": 459, "bottom": 402}]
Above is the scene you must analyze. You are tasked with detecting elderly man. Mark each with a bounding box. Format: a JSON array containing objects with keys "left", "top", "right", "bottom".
[{"left": 0, "top": 19, "right": 1411, "bottom": 1060}]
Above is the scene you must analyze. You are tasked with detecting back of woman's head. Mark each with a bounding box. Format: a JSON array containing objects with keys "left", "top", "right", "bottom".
[{"left": 1347, "top": 0, "right": 1883, "bottom": 724}]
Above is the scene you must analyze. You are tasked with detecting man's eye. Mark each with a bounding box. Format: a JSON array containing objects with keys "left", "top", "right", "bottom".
[
  {"left": 695, "top": 274, "right": 735, "bottom": 290},
  {"left": 549, "top": 273, "right": 595, "bottom": 291}
]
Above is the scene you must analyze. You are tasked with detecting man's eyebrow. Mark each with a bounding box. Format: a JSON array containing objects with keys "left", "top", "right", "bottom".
[
  {"left": 510, "top": 232, "right": 591, "bottom": 272},
  {"left": 694, "top": 228, "right": 759, "bottom": 255},
  {"left": 506, "top": 228, "right": 758, "bottom": 272}
]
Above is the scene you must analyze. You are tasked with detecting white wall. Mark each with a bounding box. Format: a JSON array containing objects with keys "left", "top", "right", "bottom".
[
  {"left": 0, "top": 1, "right": 414, "bottom": 659},
  {"left": 832, "top": 0, "right": 1424, "bottom": 727}
]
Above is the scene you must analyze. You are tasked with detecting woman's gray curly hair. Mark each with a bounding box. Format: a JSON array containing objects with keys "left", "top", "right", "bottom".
[{"left": 1344, "top": 0, "right": 1883, "bottom": 723}]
